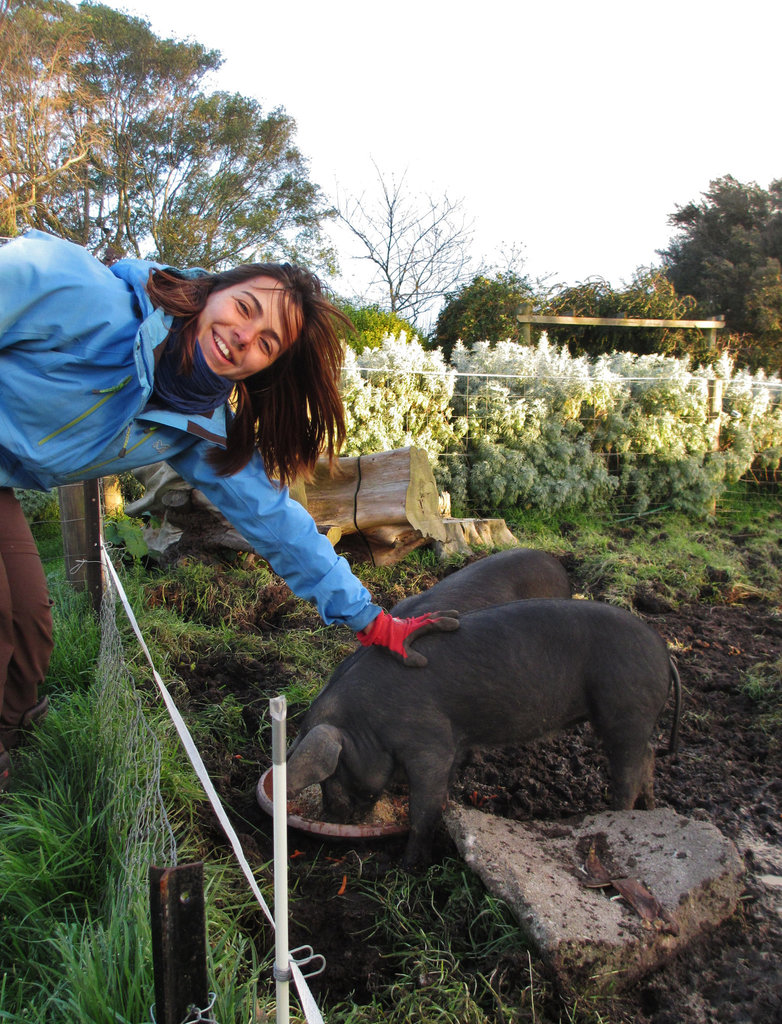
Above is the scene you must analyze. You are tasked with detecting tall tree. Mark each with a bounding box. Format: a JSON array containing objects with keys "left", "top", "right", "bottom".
[
  {"left": 337, "top": 163, "right": 474, "bottom": 327},
  {"left": 659, "top": 175, "right": 782, "bottom": 371},
  {"left": 0, "top": 0, "right": 335, "bottom": 270},
  {"left": 0, "top": 0, "right": 101, "bottom": 238}
]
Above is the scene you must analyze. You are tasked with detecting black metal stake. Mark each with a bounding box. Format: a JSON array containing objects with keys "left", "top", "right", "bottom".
[{"left": 149, "top": 862, "right": 208, "bottom": 1024}]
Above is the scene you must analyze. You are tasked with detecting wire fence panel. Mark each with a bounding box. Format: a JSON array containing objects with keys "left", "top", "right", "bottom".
[
  {"left": 345, "top": 359, "right": 781, "bottom": 519},
  {"left": 14, "top": 359, "right": 782, "bottom": 564}
]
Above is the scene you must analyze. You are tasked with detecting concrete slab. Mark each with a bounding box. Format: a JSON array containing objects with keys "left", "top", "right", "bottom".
[{"left": 444, "top": 805, "right": 745, "bottom": 996}]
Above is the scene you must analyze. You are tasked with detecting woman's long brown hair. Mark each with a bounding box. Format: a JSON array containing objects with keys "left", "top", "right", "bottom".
[{"left": 145, "top": 263, "right": 351, "bottom": 486}]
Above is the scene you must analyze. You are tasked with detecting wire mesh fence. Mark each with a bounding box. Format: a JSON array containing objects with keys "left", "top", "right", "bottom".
[
  {"left": 15, "top": 362, "right": 781, "bottom": 565},
  {"left": 346, "top": 361, "right": 781, "bottom": 521}
]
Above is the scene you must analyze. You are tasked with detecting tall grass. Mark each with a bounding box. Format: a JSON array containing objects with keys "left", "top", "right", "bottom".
[{"left": 0, "top": 567, "right": 271, "bottom": 1022}]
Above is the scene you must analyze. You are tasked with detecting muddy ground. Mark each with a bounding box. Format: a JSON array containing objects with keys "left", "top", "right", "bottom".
[{"left": 168, "top": 551, "right": 782, "bottom": 1024}]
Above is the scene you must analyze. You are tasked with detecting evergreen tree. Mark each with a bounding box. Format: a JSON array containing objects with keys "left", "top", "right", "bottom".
[
  {"left": 433, "top": 271, "right": 536, "bottom": 360},
  {"left": 659, "top": 175, "right": 782, "bottom": 372}
]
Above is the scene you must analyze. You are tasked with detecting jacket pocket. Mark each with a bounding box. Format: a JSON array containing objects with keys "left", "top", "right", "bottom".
[{"left": 37, "top": 376, "right": 133, "bottom": 446}]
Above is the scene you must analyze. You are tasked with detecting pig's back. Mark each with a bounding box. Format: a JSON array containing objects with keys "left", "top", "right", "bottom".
[
  {"left": 391, "top": 548, "right": 571, "bottom": 618},
  {"left": 326, "top": 598, "right": 670, "bottom": 747}
]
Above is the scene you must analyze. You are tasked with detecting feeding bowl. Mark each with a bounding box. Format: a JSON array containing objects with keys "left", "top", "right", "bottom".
[{"left": 256, "top": 766, "right": 410, "bottom": 839}]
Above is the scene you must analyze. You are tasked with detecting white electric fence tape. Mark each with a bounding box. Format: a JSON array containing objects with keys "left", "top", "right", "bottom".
[{"left": 101, "top": 545, "right": 325, "bottom": 1024}]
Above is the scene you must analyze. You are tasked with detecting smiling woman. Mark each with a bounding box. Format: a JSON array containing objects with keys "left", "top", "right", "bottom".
[
  {"left": 144, "top": 261, "right": 342, "bottom": 482},
  {"left": 0, "top": 229, "right": 460, "bottom": 790}
]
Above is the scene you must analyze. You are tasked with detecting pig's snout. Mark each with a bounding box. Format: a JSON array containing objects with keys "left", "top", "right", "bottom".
[{"left": 322, "top": 776, "right": 375, "bottom": 823}]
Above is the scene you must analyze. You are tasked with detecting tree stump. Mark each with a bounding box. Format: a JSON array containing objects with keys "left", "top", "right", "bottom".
[{"left": 434, "top": 517, "right": 519, "bottom": 558}]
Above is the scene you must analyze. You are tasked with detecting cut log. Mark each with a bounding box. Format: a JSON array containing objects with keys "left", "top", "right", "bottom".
[
  {"left": 125, "top": 447, "right": 449, "bottom": 565},
  {"left": 335, "top": 524, "right": 432, "bottom": 566},
  {"left": 302, "top": 447, "right": 446, "bottom": 564},
  {"left": 304, "top": 447, "right": 446, "bottom": 542}
]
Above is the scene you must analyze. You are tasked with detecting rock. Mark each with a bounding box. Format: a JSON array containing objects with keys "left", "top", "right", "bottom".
[{"left": 444, "top": 804, "right": 745, "bottom": 996}]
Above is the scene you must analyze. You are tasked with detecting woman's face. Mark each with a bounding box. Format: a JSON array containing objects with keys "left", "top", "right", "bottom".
[{"left": 195, "top": 275, "right": 300, "bottom": 381}]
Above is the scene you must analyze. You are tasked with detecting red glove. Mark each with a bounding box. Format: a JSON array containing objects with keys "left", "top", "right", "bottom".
[{"left": 357, "top": 608, "right": 460, "bottom": 667}]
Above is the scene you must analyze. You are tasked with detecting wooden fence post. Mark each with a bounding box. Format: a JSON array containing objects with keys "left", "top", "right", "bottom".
[
  {"left": 707, "top": 376, "right": 723, "bottom": 452},
  {"left": 58, "top": 479, "right": 103, "bottom": 611},
  {"left": 519, "top": 301, "right": 532, "bottom": 345},
  {"left": 149, "top": 862, "right": 209, "bottom": 1024}
]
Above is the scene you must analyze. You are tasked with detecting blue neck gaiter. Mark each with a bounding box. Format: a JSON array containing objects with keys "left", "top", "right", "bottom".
[{"left": 153, "top": 333, "right": 235, "bottom": 414}]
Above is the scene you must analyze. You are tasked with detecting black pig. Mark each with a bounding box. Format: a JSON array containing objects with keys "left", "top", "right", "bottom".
[
  {"left": 286, "top": 598, "right": 682, "bottom": 868},
  {"left": 391, "top": 547, "right": 571, "bottom": 617}
]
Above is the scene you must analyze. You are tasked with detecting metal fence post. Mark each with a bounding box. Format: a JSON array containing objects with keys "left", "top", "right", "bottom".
[{"left": 149, "top": 862, "right": 209, "bottom": 1024}]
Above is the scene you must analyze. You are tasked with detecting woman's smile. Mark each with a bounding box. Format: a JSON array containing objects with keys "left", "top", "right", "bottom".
[{"left": 195, "top": 275, "right": 299, "bottom": 380}]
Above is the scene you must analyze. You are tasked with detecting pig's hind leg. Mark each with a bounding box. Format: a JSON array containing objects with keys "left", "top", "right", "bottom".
[{"left": 591, "top": 685, "right": 660, "bottom": 811}]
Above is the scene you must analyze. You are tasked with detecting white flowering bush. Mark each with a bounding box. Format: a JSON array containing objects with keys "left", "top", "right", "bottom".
[
  {"left": 340, "top": 339, "right": 464, "bottom": 461},
  {"left": 449, "top": 339, "right": 621, "bottom": 511},
  {"left": 340, "top": 334, "right": 782, "bottom": 515},
  {"left": 722, "top": 364, "right": 782, "bottom": 477},
  {"left": 579, "top": 352, "right": 727, "bottom": 513}
]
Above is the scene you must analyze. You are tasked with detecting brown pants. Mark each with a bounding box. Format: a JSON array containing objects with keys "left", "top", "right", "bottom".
[{"left": 0, "top": 488, "right": 53, "bottom": 738}]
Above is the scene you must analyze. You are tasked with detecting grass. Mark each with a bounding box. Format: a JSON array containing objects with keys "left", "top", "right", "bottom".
[
  {"left": 505, "top": 498, "right": 782, "bottom": 607},
  {"left": 741, "top": 655, "right": 782, "bottom": 739},
  {"left": 335, "top": 859, "right": 541, "bottom": 1022},
  {"left": 0, "top": 500, "right": 779, "bottom": 1022}
]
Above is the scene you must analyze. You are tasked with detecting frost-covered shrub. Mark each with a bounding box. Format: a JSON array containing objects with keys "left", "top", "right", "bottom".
[
  {"left": 466, "top": 440, "right": 535, "bottom": 509},
  {"left": 433, "top": 452, "right": 470, "bottom": 514},
  {"left": 450, "top": 339, "right": 620, "bottom": 511},
  {"left": 340, "top": 338, "right": 464, "bottom": 460},
  {"left": 339, "top": 333, "right": 782, "bottom": 515},
  {"left": 451, "top": 340, "right": 773, "bottom": 513},
  {"left": 577, "top": 351, "right": 732, "bottom": 511},
  {"left": 516, "top": 424, "right": 617, "bottom": 511},
  {"left": 613, "top": 453, "right": 725, "bottom": 515},
  {"left": 722, "top": 364, "right": 782, "bottom": 477},
  {"left": 591, "top": 352, "right": 714, "bottom": 453},
  {"left": 465, "top": 430, "right": 616, "bottom": 513}
]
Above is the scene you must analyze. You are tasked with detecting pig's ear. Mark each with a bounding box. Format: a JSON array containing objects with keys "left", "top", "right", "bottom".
[{"left": 286, "top": 724, "right": 344, "bottom": 795}]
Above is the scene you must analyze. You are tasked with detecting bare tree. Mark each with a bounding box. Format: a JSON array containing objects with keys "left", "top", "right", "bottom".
[{"left": 337, "top": 163, "right": 474, "bottom": 327}]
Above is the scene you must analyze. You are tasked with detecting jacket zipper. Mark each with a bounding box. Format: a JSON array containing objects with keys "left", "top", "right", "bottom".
[
  {"left": 37, "top": 376, "right": 133, "bottom": 445},
  {"left": 62, "top": 426, "right": 159, "bottom": 479}
]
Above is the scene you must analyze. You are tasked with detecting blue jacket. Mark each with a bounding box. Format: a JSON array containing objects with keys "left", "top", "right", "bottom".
[{"left": 0, "top": 230, "right": 376, "bottom": 631}]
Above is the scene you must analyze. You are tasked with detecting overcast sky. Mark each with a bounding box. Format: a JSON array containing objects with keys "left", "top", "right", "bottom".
[{"left": 97, "top": 0, "right": 782, "bottom": 304}]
